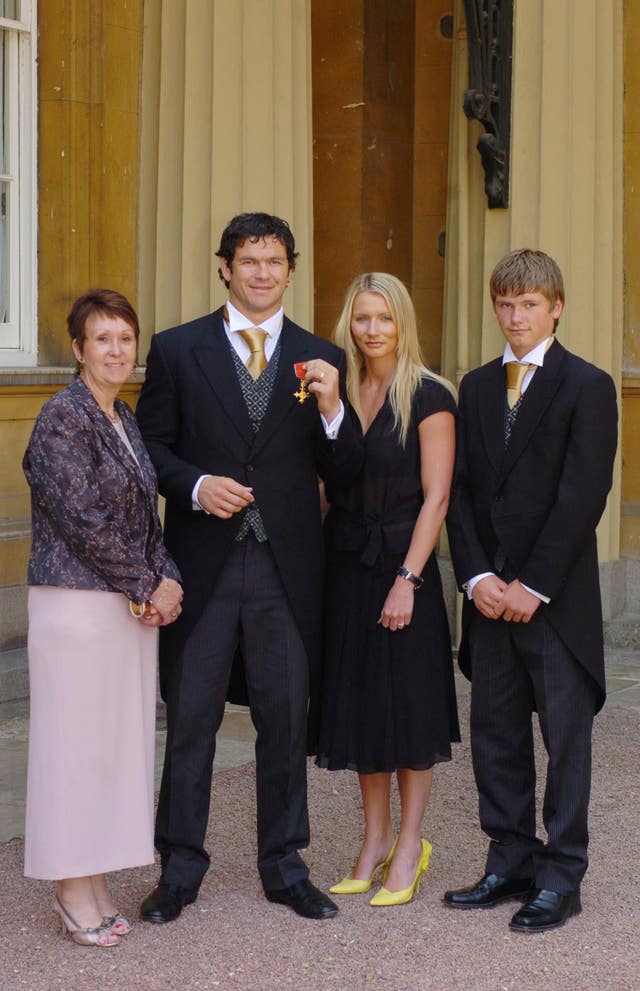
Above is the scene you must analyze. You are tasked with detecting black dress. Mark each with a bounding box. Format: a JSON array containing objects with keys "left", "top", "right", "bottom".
[{"left": 314, "top": 377, "right": 460, "bottom": 773}]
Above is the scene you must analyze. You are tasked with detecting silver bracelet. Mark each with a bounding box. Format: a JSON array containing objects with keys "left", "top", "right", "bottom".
[{"left": 396, "top": 566, "right": 424, "bottom": 590}]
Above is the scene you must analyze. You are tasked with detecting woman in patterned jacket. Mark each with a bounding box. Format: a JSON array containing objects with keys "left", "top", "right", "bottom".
[{"left": 22, "top": 290, "right": 182, "bottom": 947}]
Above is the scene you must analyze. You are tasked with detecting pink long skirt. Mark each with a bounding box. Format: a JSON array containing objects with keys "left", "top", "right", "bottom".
[{"left": 24, "top": 586, "right": 158, "bottom": 879}]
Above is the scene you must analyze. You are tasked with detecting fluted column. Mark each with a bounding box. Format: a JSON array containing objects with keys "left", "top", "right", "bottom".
[
  {"left": 443, "top": 0, "right": 623, "bottom": 562},
  {"left": 138, "top": 0, "right": 314, "bottom": 351}
]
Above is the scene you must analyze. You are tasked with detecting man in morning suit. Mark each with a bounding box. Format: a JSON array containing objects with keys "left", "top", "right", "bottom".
[
  {"left": 445, "top": 249, "right": 618, "bottom": 932},
  {"left": 136, "top": 213, "right": 362, "bottom": 922}
]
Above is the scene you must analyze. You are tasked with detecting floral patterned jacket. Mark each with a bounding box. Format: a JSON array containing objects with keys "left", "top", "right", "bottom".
[{"left": 23, "top": 376, "right": 180, "bottom": 604}]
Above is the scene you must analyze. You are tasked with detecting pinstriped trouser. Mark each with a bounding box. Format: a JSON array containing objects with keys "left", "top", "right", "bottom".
[
  {"left": 156, "top": 535, "right": 310, "bottom": 893},
  {"left": 468, "top": 610, "right": 598, "bottom": 893}
]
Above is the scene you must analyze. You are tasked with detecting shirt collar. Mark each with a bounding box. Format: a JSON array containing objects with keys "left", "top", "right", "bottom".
[
  {"left": 502, "top": 335, "right": 554, "bottom": 367},
  {"left": 225, "top": 299, "right": 284, "bottom": 338}
]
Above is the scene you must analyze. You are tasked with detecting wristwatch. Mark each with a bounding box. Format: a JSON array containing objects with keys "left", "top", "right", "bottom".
[{"left": 396, "top": 566, "right": 424, "bottom": 590}]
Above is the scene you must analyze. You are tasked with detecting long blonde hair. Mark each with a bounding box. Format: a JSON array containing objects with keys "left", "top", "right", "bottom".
[{"left": 333, "top": 273, "right": 455, "bottom": 446}]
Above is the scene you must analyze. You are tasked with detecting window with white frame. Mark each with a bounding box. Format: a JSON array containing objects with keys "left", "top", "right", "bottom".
[{"left": 0, "top": 0, "right": 36, "bottom": 364}]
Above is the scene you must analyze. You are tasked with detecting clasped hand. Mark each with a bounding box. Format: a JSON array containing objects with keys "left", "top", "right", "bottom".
[
  {"left": 140, "top": 576, "right": 184, "bottom": 627},
  {"left": 472, "top": 576, "right": 540, "bottom": 623}
]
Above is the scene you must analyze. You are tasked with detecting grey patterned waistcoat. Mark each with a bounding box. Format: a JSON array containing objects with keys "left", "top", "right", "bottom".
[{"left": 231, "top": 339, "right": 281, "bottom": 542}]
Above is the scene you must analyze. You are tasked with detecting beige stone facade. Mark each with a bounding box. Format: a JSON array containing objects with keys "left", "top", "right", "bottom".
[{"left": 0, "top": 0, "right": 636, "bottom": 656}]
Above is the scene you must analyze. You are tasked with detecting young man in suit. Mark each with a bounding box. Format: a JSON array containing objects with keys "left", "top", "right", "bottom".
[
  {"left": 136, "top": 213, "right": 362, "bottom": 922},
  {"left": 445, "top": 249, "right": 618, "bottom": 932}
]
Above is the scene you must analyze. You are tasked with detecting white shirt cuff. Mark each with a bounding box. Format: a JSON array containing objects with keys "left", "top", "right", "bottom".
[
  {"left": 464, "top": 572, "right": 495, "bottom": 600},
  {"left": 464, "top": 573, "right": 550, "bottom": 605},
  {"left": 321, "top": 401, "right": 345, "bottom": 439},
  {"left": 521, "top": 583, "right": 550, "bottom": 604},
  {"left": 192, "top": 475, "right": 211, "bottom": 513}
]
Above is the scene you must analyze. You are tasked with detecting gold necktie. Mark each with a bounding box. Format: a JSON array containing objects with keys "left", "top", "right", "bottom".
[
  {"left": 505, "top": 361, "right": 536, "bottom": 409},
  {"left": 238, "top": 328, "right": 268, "bottom": 380}
]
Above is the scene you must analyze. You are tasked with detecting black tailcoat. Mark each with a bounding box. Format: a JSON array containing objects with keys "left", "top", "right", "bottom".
[
  {"left": 136, "top": 307, "right": 363, "bottom": 700},
  {"left": 447, "top": 340, "right": 618, "bottom": 711}
]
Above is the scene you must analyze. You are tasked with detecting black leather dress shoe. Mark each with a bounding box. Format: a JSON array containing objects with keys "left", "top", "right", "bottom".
[
  {"left": 509, "top": 888, "right": 581, "bottom": 932},
  {"left": 265, "top": 879, "right": 338, "bottom": 919},
  {"left": 140, "top": 882, "right": 198, "bottom": 923},
  {"left": 443, "top": 873, "right": 534, "bottom": 909}
]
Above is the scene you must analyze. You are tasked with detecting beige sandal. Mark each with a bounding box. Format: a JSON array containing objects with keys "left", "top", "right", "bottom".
[{"left": 54, "top": 897, "right": 119, "bottom": 947}]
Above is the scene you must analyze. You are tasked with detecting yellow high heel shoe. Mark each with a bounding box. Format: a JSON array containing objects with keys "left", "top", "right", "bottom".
[
  {"left": 370, "top": 838, "right": 432, "bottom": 906},
  {"left": 330, "top": 839, "right": 397, "bottom": 895}
]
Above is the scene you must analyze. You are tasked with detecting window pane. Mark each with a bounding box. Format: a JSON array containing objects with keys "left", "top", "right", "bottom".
[
  {"left": 0, "top": 31, "right": 6, "bottom": 174},
  {"left": 0, "top": 180, "right": 8, "bottom": 322},
  {"left": 0, "top": 2, "right": 20, "bottom": 21},
  {"left": 0, "top": 33, "right": 8, "bottom": 323}
]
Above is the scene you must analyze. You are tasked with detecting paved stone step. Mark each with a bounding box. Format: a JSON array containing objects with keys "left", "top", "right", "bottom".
[
  {"left": 1, "top": 641, "right": 638, "bottom": 704},
  {"left": 0, "top": 648, "right": 28, "bottom": 704},
  {"left": 605, "top": 645, "right": 640, "bottom": 666},
  {"left": 604, "top": 614, "right": 640, "bottom": 650},
  {"left": 622, "top": 560, "right": 640, "bottom": 613}
]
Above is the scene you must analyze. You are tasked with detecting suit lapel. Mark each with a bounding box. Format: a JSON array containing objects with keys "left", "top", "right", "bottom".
[
  {"left": 192, "top": 309, "right": 254, "bottom": 447},
  {"left": 250, "top": 319, "right": 313, "bottom": 456},
  {"left": 118, "top": 405, "right": 158, "bottom": 506},
  {"left": 69, "top": 378, "right": 153, "bottom": 501},
  {"left": 498, "top": 339, "right": 567, "bottom": 480},
  {"left": 476, "top": 359, "right": 506, "bottom": 473}
]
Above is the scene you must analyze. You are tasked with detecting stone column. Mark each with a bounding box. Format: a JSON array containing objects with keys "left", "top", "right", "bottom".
[
  {"left": 138, "top": 0, "right": 314, "bottom": 350},
  {"left": 443, "top": 0, "right": 623, "bottom": 563}
]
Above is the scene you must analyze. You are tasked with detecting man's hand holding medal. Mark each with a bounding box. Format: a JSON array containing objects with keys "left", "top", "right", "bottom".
[{"left": 293, "top": 359, "right": 341, "bottom": 422}]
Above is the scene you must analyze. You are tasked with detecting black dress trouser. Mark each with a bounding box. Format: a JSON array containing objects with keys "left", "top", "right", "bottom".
[
  {"left": 155, "top": 535, "right": 310, "bottom": 892},
  {"left": 468, "top": 610, "right": 598, "bottom": 894}
]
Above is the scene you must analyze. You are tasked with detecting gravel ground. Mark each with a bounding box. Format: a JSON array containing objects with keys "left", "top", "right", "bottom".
[{"left": 0, "top": 700, "right": 638, "bottom": 991}]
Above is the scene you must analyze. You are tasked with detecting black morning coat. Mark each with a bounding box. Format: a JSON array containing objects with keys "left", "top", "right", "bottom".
[
  {"left": 446, "top": 339, "right": 618, "bottom": 711},
  {"left": 136, "top": 306, "right": 364, "bottom": 704}
]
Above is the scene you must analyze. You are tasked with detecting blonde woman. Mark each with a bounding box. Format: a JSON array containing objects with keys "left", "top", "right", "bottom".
[{"left": 314, "top": 273, "right": 460, "bottom": 906}]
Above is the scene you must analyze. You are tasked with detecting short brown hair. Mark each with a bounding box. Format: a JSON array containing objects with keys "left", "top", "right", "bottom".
[
  {"left": 489, "top": 249, "right": 565, "bottom": 305},
  {"left": 67, "top": 289, "right": 140, "bottom": 370},
  {"left": 215, "top": 212, "right": 298, "bottom": 288}
]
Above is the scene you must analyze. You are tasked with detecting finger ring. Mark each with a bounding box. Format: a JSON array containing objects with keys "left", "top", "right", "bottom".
[
  {"left": 398, "top": 623, "right": 404, "bottom": 629},
  {"left": 320, "top": 371, "right": 325, "bottom": 380},
  {"left": 171, "top": 610, "right": 177, "bottom": 618}
]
